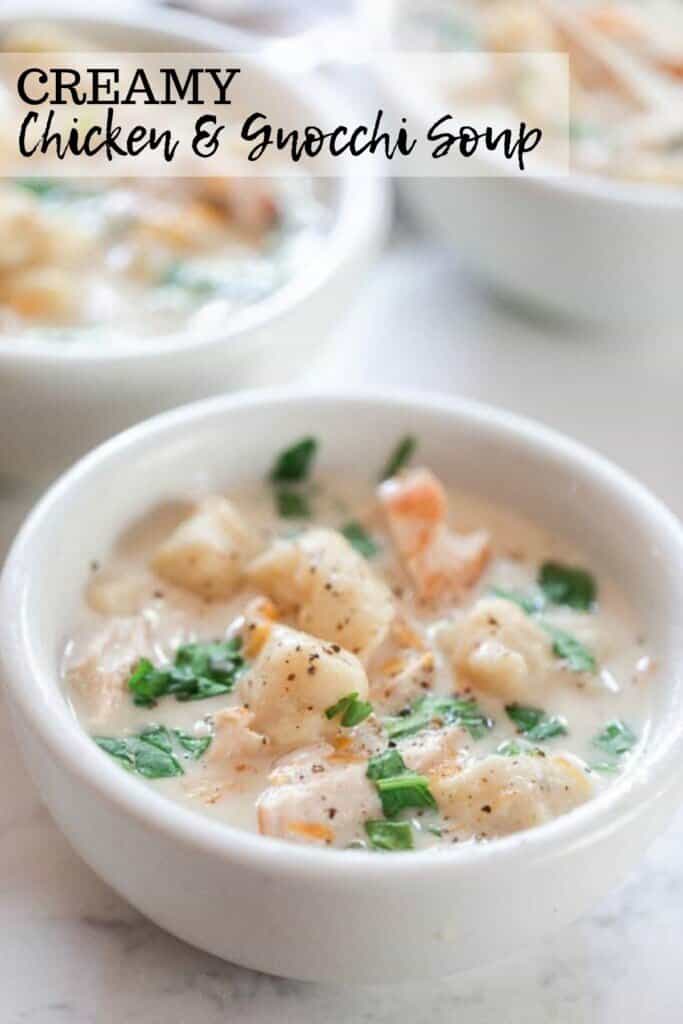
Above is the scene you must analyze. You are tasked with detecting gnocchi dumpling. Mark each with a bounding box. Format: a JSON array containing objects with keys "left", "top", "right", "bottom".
[
  {"left": 430, "top": 752, "right": 592, "bottom": 839},
  {"left": 447, "top": 596, "right": 555, "bottom": 701},
  {"left": 248, "top": 527, "right": 394, "bottom": 661},
  {"left": 240, "top": 623, "right": 370, "bottom": 747},
  {"left": 151, "top": 496, "right": 258, "bottom": 601}
]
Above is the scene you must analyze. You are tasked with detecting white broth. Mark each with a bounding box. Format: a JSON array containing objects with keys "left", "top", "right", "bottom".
[{"left": 63, "top": 437, "right": 654, "bottom": 852}]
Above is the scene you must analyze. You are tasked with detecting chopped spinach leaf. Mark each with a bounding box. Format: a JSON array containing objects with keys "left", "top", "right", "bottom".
[
  {"left": 128, "top": 638, "right": 244, "bottom": 708},
  {"left": 276, "top": 489, "right": 310, "bottom": 519},
  {"left": 95, "top": 731, "right": 183, "bottom": 779},
  {"left": 341, "top": 520, "right": 379, "bottom": 559},
  {"left": 325, "top": 691, "right": 373, "bottom": 728},
  {"left": 384, "top": 694, "right": 493, "bottom": 741},
  {"left": 127, "top": 658, "right": 172, "bottom": 706},
  {"left": 541, "top": 623, "right": 597, "bottom": 673},
  {"left": 95, "top": 723, "right": 212, "bottom": 777},
  {"left": 592, "top": 720, "right": 637, "bottom": 758},
  {"left": 365, "top": 819, "right": 414, "bottom": 851},
  {"left": 589, "top": 761, "right": 620, "bottom": 775},
  {"left": 174, "top": 729, "right": 212, "bottom": 760},
  {"left": 269, "top": 437, "right": 317, "bottom": 484},
  {"left": 496, "top": 737, "right": 544, "bottom": 757},
  {"left": 539, "top": 561, "right": 596, "bottom": 610},
  {"left": 160, "top": 260, "right": 217, "bottom": 295},
  {"left": 14, "top": 178, "right": 66, "bottom": 198},
  {"left": 375, "top": 773, "right": 437, "bottom": 818},
  {"left": 380, "top": 435, "right": 417, "bottom": 480},
  {"left": 505, "top": 703, "right": 568, "bottom": 741},
  {"left": 366, "top": 748, "right": 407, "bottom": 781},
  {"left": 490, "top": 586, "right": 546, "bottom": 615},
  {"left": 138, "top": 724, "right": 174, "bottom": 753}
]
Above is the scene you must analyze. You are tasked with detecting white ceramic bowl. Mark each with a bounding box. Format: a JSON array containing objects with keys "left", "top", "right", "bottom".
[
  {"left": 2, "top": 390, "right": 683, "bottom": 983},
  {"left": 362, "top": 0, "right": 683, "bottom": 325},
  {"left": 0, "top": 3, "right": 388, "bottom": 482}
]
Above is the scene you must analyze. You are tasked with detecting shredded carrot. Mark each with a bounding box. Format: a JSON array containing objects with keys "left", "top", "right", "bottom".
[
  {"left": 392, "top": 618, "right": 427, "bottom": 651},
  {"left": 288, "top": 821, "right": 335, "bottom": 843},
  {"left": 380, "top": 657, "right": 406, "bottom": 678},
  {"left": 585, "top": 6, "right": 644, "bottom": 41},
  {"left": 244, "top": 621, "right": 271, "bottom": 657}
]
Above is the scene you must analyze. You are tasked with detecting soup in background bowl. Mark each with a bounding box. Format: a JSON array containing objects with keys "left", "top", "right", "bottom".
[{"left": 0, "top": 7, "right": 388, "bottom": 480}]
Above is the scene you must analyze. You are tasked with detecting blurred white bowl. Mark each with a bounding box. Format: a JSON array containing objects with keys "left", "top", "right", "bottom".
[
  {"left": 2, "top": 390, "right": 683, "bottom": 982},
  {"left": 0, "top": 3, "right": 389, "bottom": 482},
  {"left": 362, "top": 0, "right": 683, "bottom": 324}
]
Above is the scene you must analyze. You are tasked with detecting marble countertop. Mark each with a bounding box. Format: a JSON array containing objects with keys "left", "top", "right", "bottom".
[{"left": 2, "top": 221, "right": 683, "bottom": 1022}]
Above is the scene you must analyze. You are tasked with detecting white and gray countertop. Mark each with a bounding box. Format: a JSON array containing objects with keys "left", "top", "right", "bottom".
[{"left": 2, "top": 221, "right": 682, "bottom": 1022}]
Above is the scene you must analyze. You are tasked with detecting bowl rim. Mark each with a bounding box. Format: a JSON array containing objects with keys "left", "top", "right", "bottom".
[
  {"left": 2, "top": 388, "right": 683, "bottom": 882},
  {"left": 360, "top": 0, "right": 683, "bottom": 212},
  {"left": 0, "top": 1, "right": 389, "bottom": 366}
]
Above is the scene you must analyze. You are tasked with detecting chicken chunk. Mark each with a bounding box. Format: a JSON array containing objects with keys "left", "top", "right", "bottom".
[
  {"left": 240, "top": 624, "right": 370, "bottom": 747},
  {"left": 447, "top": 597, "right": 555, "bottom": 702},
  {"left": 378, "top": 468, "right": 490, "bottom": 603},
  {"left": 430, "top": 752, "right": 592, "bottom": 840},
  {"left": 208, "top": 706, "right": 269, "bottom": 769},
  {"left": 257, "top": 744, "right": 381, "bottom": 847},
  {"left": 183, "top": 707, "right": 269, "bottom": 806},
  {"left": 247, "top": 527, "right": 394, "bottom": 661},
  {"left": 0, "top": 266, "right": 82, "bottom": 323},
  {"left": 67, "top": 619, "right": 152, "bottom": 728},
  {"left": 151, "top": 496, "right": 257, "bottom": 601},
  {"left": 371, "top": 649, "right": 437, "bottom": 713},
  {"left": 0, "top": 189, "right": 54, "bottom": 272}
]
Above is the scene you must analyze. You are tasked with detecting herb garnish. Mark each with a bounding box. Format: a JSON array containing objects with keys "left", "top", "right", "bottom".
[
  {"left": 589, "top": 761, "right": 620, "bottom": 774},
  {"left": 384, "top": 693, "right": 493, "bottom": 741},
  {"left": 94, "top": 725, "right": 211, "bottom": 779},
  {"left": 341, "top": 520, "right": 379, "bottom": 559},
  {"left": 14, "top": 178, "right": 66, "bottom": 198},
  {"left": 325, "top": 691, "right": 373, "bottom": 727},
  {"left": 375, "top": 773, "right": 437, "bottom": 818},
  {"left": 160, "top": 261, "right": 217, "bottom": 295},
  {"left": 366, "top": 748, "right": 437, "bottom": 818},
  {"left": 276, "top": 489, "right": 310, "bottom": 519},
  {"left": 505, "top": 703, "right": 568, "bottom": 741},
  {"left": 538, "top": 561, "right": 596, "bottom": 611},
  {"left": 496, "top": 737, "right": 544, "bottom": 757},
  {"left": 380, "top": 435, "right": 416, "bottom": 480},
  {"left": 592, "top": 720, "right": 637, "bottom": 757},
  {"left": 269, "top": 437, "right": 317, "bottom": 483},
  {"left": 128, "top": 637, "right": 245, "bottom": 708},
  {"left": 365, "top": 819, "right": 414, "bottom": 851},
  {"left": 269, "top": 437, "right": 317, "bottom": 520},
  {"left": 540, "top": 623, "right": 597, "bottom": 673},
  {"left": 366, "top": 748, "right": 407, "bottom": 780},
  {"left": 490, "top": 586, "right": 546, "bottom": 615}
]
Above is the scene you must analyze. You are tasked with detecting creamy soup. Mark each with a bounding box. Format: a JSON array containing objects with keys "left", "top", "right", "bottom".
[
  {"left": 0, "top": 24, "right": 326, "bottom": 342},
  {"left": 395, "top": 0, "right": 683, "bottom": 185},
  {"left": 63, "top": 437, "right": 654, "bottom": 852},
  {"left": 0, "top": 175, "right": 325, "bottom": 342}
]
